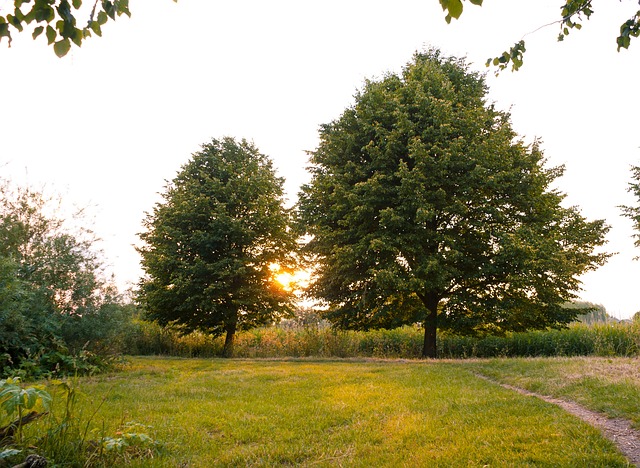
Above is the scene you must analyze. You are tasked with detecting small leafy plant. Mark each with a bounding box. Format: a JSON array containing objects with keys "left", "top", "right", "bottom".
[
  {"left": 0, "top": 378, "right": 51, "bottom": 466},
  {"left": 90, "top": 422, "right": 164, "bottom": 464},
  {"left": 0, "top": 378, "right": 164, "bottom": 466},
  {"left": 0, "top": 378, "right": 51, "bottom": 444}
]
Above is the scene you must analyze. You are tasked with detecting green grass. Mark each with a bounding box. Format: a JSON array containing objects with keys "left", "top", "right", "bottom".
[
  {"left": 466, "top": 356, "right": 640, "bottom": 429},
  {"left": 20, "top": 357, "right": 632, "bottom": 466}
]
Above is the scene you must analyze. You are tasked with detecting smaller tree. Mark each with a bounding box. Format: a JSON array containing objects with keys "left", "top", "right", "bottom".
[
  {"left": 137, "top": 137, "right": 296, "bottom": 357},
  {"left": 621, "top": 165, "right": 640, "bottom": 254}
]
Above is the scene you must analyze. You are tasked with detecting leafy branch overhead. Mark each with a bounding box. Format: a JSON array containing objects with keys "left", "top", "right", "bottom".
[
  {"left": 439, "top": 0, "right": 640, "bottom": 72},
  {"left": 2, "top": 0, "right": 639, "bottom": 63},
  {"left": 438, "top": 0, "right": 483, "bottom": 24},
  {"left": 0, "top": 0, "right": 171, "bottom": 57}
]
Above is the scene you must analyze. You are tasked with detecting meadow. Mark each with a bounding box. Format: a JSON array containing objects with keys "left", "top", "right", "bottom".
[{"left": 11, "top": 356, "right": 638, "bottom": 467}]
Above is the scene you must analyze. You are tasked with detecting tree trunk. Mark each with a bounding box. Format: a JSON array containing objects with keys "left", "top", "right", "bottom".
[
  {"left": 222, "top": 321, "right": 237, "bottom": 358},
  {"left": 419, "top": 294, "right": 440, "bottom": 358}
]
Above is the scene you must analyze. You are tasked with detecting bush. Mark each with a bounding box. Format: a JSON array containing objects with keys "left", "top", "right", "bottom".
[{"left": 0, "top": 180, "right": 138, "bottom": 379}]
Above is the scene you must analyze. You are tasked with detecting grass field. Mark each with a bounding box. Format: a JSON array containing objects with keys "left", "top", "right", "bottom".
[
  {"left": 467, "top": 357, "right": 640, "bottom": 429},
  {"left": 21, "top": 356, "right": 637, "bottom": 467}
]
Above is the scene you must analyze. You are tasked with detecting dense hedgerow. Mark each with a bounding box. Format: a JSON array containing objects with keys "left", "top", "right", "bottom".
[{"left": 123, "top": 321, "right": 640, "bottom": 359}]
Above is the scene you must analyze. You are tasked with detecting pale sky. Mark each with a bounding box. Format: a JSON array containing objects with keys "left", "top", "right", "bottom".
[{"left": 1, "top": 0, "right": 639, "bottom": 318}]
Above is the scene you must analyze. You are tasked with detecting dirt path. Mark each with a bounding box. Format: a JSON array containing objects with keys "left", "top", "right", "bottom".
[{"left": 477, "top": 374, "right": 640, "bottom": 467}]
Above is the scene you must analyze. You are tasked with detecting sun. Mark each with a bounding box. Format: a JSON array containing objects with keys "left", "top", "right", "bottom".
[{"left": 270, "top": 264, "right": 310, "bottom": 292}]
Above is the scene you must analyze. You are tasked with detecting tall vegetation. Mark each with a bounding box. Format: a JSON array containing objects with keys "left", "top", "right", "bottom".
[
  {"left": 125, "top": 320, "right": 640, "bottom": 360},
  {"left": 137, "top": 137, "right": 297, "bottom": 357},
  {"left": 297, "top": 50, "right": 610, "bottom": 358}
]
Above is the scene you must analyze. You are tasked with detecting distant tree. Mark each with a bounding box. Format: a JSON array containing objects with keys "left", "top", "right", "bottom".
[
  {"left": 621, "top": 165, "right": 640, "bottom": 255},
  {"left": 438, "top": 0, "right": 640, "bottom": 72},
  {"left": 137, "top": 137, "right": 296, "bottom": 357},
  {"left": 565, "top": 301, "right": 614, "bottom": 325},
  {"left": 297, "top": 50, "right": 610, "bottom": 358}
]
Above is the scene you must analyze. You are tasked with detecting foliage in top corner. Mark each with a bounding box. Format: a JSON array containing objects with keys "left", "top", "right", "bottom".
[{"left": 0, "top": 0, "right": 159, "bottom": 57}]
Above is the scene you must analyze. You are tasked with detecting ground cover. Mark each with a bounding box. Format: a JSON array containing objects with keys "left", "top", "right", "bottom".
[{"left": 21, "top": 357, "right": 632, "bottom": 467}]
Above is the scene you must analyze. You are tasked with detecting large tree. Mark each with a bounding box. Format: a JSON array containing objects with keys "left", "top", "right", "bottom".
[
  {"left": 137, "top": 137, "right": 296, "bottom": 357},
  {"left": 297, "top": 50, "right": 610, "bottom": 358}
]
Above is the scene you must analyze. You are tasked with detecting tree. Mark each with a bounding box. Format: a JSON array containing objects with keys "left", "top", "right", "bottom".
[
  {"left": 437, "top": 0, "right": 640, "bottom": 72},
  {"left": 565, "top": 301, "right": 614, "bottom": 325},
  {"left": 137, "top": 137, "right": 296, "bottom": 357},
  {"left": 297, "top": 50, "right": 610, "bottom": 358},
  {"left": 621, "top": 165, "right": 640, "bottom": 254}
]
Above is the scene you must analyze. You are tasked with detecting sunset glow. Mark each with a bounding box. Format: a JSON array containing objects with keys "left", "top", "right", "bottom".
[{"left": 271, "top": 264, "right": 310, "bottom": 292}]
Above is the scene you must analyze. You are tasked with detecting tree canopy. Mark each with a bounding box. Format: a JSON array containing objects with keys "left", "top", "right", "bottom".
[
  {"left": 137, "top": 137, "right": 297, "bottom": 357},
  {"left": 297, "top": 50, "right": 610, "bottom": 358}
]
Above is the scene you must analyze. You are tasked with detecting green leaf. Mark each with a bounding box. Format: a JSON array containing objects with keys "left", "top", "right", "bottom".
[
  {"left": 46, "top": 24, "right": 56, "bottom": 44},
  {"left": 469, "top": 0, "right": 483, "bottom": 4},
  {"left": 103, "top": 0, "right": 116, "bottom": 20},
  {"left": 97, "top": 10, "right": 108, "bottom": 25},
  {"left": 446, "top": 0, "right": 463, "bottom": 19},
  {"left": 34, "top": 5, "right": 55, "bottom": 23},
  {"left": 117, "top": 0, "right": 131, "bottom": 17},
  {"left": 7, "top": 14, "right": 24, "bottom": 32},
  {"left": 53, "top": 38, "right": 71, "bottom": 57},
  {"left": 72, "top": 0, "right": 82, "bottom": 9},
  {"left": 90, "top": 20, "right": 102, "bottom": 36},
  {"left": 70, "top": 27, "right": 82, "bottom": 46},
  {"left": 32, "top": 25, "right": 44, "bottom": 39}
]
